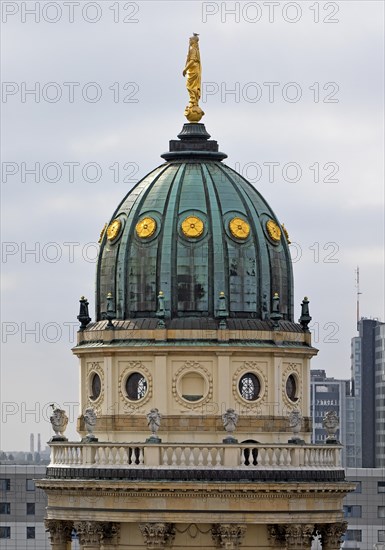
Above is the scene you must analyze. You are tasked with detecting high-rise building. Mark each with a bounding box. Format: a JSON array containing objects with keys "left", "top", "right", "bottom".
[
  {"left": 310, "top": 370, "right": 350, "bottom": 466},
  {"left": 350, "top": 318, "right": 385, "bottom": 468},
  {"left": 0, "top": 465, "right": 50, "bottom": 549},
  {"left": 37, "top": 38, "right": 354, "bottom": 550}
]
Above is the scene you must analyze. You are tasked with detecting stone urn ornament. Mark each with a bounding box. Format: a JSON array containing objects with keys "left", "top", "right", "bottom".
[
  {"left": 49, "top": 404, "right": 68, "bottom": 441},
  {"left": 81, "top": 408, "right": 98, "bottom": 443},
  {"left": 222, "top": 408, "right": 239, "bottom": 444},
  {"left": 323, "top": 410, "right": 339, "bottom": 443},
  {"left": 146, "top": 408, "right": 162, "bottom": 443},
  {"left": 288, "top": 409, "right": 304, "bottom": 444}
]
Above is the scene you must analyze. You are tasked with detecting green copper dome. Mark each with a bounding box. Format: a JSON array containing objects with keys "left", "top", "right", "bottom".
[{"left": 96, "top": 124, "right": 293, "bottom": 322}]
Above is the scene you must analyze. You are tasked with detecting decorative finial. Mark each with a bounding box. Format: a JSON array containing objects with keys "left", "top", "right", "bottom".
[
  {"left": 77, "top": 296, "right": 91, "bottom": 331},
  {"left": 82, "top": 408, "right": 98, "bottom": 443},
  {"left": 217, "top": 291, "right": 229, "bottom": 329},
  {"left": 288, "top": 409, "right": 304, "bottom": 444},
  {"left": 270, "top": 292, "right": 282, "bottom": 329},
  {"left": 105, "top": 292, "right": 116, "bottom": 329},
  {"left": 183, "top": 34, "right": 205, "bottom": 123},
  {"left": 156, "top": 291, "right": 166, "bottom": 328},
  {"left": 299, "top": 296, "right": 312, "bottom": 332},
  {"left": 49, "top": 405, "right": 68, "bottom": 442},
  {"left": 322, "top": 410, "right": 339, "bottom": 444}
]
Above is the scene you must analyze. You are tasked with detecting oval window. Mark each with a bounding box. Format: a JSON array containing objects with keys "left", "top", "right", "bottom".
[
  {"left": 90, "top": 373, "right": 101, "bottom": 401},
  {"left": 126, "top": 373, "right": 148, "bottom": 401},
  {"left": 239, "top": 373, "right": 261, "bottom": 401},
  {"left": 286, "top": 374, "right": 298, "bottom": 402}
]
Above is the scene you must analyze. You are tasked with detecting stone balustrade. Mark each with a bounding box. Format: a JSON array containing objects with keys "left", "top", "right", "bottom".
[{"left": 49, "top": 442, "right": 341, "bottom": 470}]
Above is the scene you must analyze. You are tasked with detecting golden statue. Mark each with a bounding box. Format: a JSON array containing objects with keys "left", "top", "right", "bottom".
[{"left": 183, "top": 33, "right": 205, "bottom": 123}]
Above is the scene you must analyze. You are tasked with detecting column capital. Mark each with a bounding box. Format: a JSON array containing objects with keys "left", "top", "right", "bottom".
[
  {"left": 45, "top": 519, "right": 73, "bottom": 545},
  {"left": 267, "top": 524, "right": 315, "bottom": 549},
  {"left": 315, "top": 522, "right": 348, "bottom": 549},
  {"left": 74, "top": 521, "right": 119, "bottom": 546},
  {"left": 211, "top": 523, "right": 247, "bottom": 549},
  {"left": 139, "top": 522, "right": 175, "bottom": 549}
]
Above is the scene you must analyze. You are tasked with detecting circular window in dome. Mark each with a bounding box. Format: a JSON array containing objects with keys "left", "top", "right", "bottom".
[
  {"left": 286, "top": 374, "right": 299, "bottom": 402},
  {"left": 125, "top": 372, "right": 148, "bottom": 401},
  {"left": 229, "top": 217, "right": 250, "bottom": 240},
  {"left": 238, "top": 373, "right": 261, "bottom": 401},
  {"left": 89, "top": 373, "right": 101, "bottom": 401},
  {"left": 181, "top": 216, "right": 204, "bottom": 238},
  {"left": 135, "top": 217, "right": 157, "bottom": 239}
]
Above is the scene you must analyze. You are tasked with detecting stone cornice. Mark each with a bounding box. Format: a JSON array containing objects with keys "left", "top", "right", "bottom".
[{"left": 37, "top": 479, "right": 355, "bottom": 498}]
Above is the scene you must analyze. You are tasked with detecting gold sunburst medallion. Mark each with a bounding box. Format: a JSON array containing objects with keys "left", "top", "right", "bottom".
[
  {"left": 281, "top": 223, "right": 291, "bottom": 244},
  {"left": 136, "top": 217, "right": 157, "bottom": 238},
  {"left": 107, "top": 219, "right": 122, "bottom": 241},
  {"left": 229, "top": 217, "right": 250, "bottom": 239},
  {"left": 181, "top": 216, "right": 204, "bottom": 238},
  {"left": 266, "top": 219, "right": 281, "bottom": 242}
]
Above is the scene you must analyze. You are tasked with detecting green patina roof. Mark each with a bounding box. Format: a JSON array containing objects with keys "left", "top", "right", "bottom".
[{"left": 96, "top": 124, "right": 293, "bottom": 322}]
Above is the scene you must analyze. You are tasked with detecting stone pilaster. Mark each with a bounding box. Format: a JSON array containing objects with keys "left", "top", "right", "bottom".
[
  {"left": 211, "top": 523, "right": 247, "bottom": 549},
  {"left": 45, "top": 519, "right": 73, "bottom": 550},
  {"left": 267, "top": 524, "right": 315, "bottom": 549},
  {"left": 316, "top": 522, "right": 348, "bottom": 550},
  {"left": 139, "top": 522, "right": 175, "bottom": 549}
]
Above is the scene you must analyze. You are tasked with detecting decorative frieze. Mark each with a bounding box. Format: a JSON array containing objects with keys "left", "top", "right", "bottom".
[
  {"left": 211, "top": 523, "right": 246, "bottom": 548},
  {"left": 139, "top": 522, "right": 175, "bottom": 548}
]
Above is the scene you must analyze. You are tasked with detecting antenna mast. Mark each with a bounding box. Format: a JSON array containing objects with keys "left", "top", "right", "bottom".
[{"left": 355, "top": 266, "right": 362, "bottom": 330}]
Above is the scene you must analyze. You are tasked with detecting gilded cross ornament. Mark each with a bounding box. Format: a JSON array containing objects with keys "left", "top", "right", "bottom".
[
  {"left": 266, "top": 219, "right": 282, "bottom": 242},
  {"left": 183, "top": 33, "right": 205, "bottom": 122},
  {"left": 136, "top": 217, "right": 157, "bottom": 238},
  {"left": 181, "top": 215, "right": 204, "bottom": 238},
  {"left": 107, "top": 218, "right": 122, "bottom": 241},
  {"left": 229, "top": 217, "right": 250, "bottom": 239}
]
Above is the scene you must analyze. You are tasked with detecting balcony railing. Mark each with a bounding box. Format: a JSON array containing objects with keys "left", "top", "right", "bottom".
[{"left": 48, "top": 442, "right": 341, "bottom": 470}]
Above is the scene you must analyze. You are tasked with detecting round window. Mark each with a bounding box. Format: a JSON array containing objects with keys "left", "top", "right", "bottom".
[
  {"left": 90, "top": 373, "right": 101, "bottom": 401},
  {"left": 286, "top": 374, "right": 298, "bottom": 402},
  {"left": 238, "top": 373, "right": 261, "bottom": 401},
  {"left": 126, "top": 373, "right": 148, "bottom": 401}
]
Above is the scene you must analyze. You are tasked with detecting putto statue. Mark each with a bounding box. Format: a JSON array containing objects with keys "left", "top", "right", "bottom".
[
  {"left": 82, "top": 408, "right": 98, "bottom": 442},
  {"left": 183, "top": 33, "right": 205, "bottom": 123},
  {"left": 288, "top": 409, "right": 304, "bottom": 444},
  {"left": 49, "top": 405, "right": 68, "bottom": 441},
  {"left": 322, "top": 410, "right": 339, "bottom": 443},
  {"left": 222, "top": 408, "right": 238, "bottom": 443},
  {"left": 147, "top": 408, "right": 162, "bottom": 442}
]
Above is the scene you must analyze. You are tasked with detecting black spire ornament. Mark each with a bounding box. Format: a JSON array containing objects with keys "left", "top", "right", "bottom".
[
  {"left": 105, "top": 292, "right": 116, "bottom": 329},
  {"left": 270, "top": 292, "right": 283, "bottom": 329},
  {"left": 156, "top": 291, "right": 166, "bottom": 328},
  {"left": 77, "top": 296, "right": 91, "bottom": 331},
  {"left": 299, "top": 296, "right": 312, "bottom": 331},
  {"left": 217, "top": 291, "right": 229, "bottom": 329}
]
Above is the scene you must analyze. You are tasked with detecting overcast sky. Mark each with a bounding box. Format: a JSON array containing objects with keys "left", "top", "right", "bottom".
[{"left": 1, "top": 1, "right": 384, "bottom": 451}]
